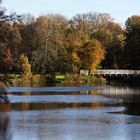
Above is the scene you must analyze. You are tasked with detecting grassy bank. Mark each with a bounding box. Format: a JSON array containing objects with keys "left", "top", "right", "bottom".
[
  {"left": 0, "top": 74, "right": 46, "bottom": 87},
  {"left": 59, "top": 74, "right": 106, "bottom": 86},
  {"left": 0, "top": 73, "right": 106, "bottom": 87}
]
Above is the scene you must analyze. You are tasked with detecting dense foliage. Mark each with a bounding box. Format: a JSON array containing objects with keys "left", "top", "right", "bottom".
[
  {"left": 0, "top": 1, "right": 140, "bottom": 75},
  {"left": 124, "top": 16, "right": 140, "bottom": 69}
]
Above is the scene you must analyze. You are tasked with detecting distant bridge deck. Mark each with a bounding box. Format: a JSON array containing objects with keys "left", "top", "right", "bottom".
[{"left": 80, "top": 70, "right": 140, "bottom": 77}]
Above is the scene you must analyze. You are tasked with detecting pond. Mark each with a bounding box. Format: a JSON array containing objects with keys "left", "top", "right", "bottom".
[{"left": 0, "top": 85, "right": 140, "bottom": 140}]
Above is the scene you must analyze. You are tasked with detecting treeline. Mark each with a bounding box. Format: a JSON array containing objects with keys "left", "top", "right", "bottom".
[{"left": 0, "top": 2, "right": 140, "bottom": 75}]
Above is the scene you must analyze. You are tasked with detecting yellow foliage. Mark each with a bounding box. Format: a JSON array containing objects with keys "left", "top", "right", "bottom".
[
  {"left": 78, "top": 40, "right": 105, "bottom": 71},
  {"left": 71, "top": 52, "right": 80, "bottom": 63},
  {"left": 19, "top": 54, "right": 32, "bottom": 79}
]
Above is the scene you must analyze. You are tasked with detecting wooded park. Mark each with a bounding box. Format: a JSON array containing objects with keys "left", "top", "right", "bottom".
[{"left": 1, "top": 1, "right": 140, "bottom": 77}]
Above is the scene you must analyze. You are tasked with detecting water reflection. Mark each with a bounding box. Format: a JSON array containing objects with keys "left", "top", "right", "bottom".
[
  {"left": 96, "top": 86, "right": 140, "bottom": 116},
  {"left": 0, "top": 112, "right": 12, "bottom": 140},
  {"left": 5, "top": 102, "right": 114, "bottom": 111},
  {"left": 0, "top": 88, "right": 9, "bottom": 103},
  {"left": 1, "top": 85, "right": 140, "bottom": 140}
]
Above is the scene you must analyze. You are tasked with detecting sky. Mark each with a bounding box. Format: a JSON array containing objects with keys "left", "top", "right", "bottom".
[{"left": 3, "top": 0, "right": 140, "bottom": 25}]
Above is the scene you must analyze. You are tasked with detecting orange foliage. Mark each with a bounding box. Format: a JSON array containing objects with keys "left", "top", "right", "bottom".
[{"left": 78, "top": 40, "right": 105, "bottom": 71}]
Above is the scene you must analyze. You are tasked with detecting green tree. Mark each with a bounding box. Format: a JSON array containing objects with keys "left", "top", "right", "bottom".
[
  {"left": 124, "top": 16, "right": 140, "bottom": 69},
  {"left": 91, "top": 22, "right": 123, "bottom": 69}
]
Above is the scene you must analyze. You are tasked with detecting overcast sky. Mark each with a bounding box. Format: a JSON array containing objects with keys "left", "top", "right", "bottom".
[{"left": 3, "top": 0, "right": 140, "bottom": 24}]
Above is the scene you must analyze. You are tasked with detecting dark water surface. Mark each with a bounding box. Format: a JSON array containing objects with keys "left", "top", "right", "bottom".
[{"left": 1, "top": 85, "right": 140, "bottom": 140}]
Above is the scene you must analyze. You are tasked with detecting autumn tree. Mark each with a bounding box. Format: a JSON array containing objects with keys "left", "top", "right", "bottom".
[
  {"left": 0, "top": 3, "right": 13, "bottom": 73},
  {"left": 17, "top": 14, "right": 35, "bottom": 58},
  {"left": 90, "top": 20, "right": 123, "bottom": 69},
  {"left": 19, "top": 54, "right": 32, "bottom": 79},
  {"left": 28, "top": 14, "right": 67, "bottom": 74},
  {"left": 78, "top": 40, "right": 105, "bottom": 71},
  {"left": 66, "top": 20, "right": 90, "bottom": 72},
  {"left": 0, "top": 22, "right": 22, "bottom": 72},
  {"left": 73, "top": 12, "right": 113, "bottom": 36},
  {"left": 0, "top": 1, "right": 22, "bottom": 73},
  {"left": 71, "top": 12, "right": 123, "bottom": 69}
]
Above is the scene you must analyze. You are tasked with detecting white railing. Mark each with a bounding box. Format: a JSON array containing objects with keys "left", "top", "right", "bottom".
[
  {"left": 80, "top": 70, "right": 140, "bottom": 76},
  {"left": 91, "top": 70, "right": 140, "bottom": 75}
]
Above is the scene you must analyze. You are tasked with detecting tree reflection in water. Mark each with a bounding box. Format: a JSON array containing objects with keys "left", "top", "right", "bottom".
[
  {"left": 0, "top": 88, "right": 9, "bottom": 103},
  {"left": 0, "top": 88, "right": 11, "bottom": 140},
  {"left": 96, "top": 86, "right": 140, "bottom": 116},
  {"left": 0, "top": 112, "right": 12, "bottom": 140}
]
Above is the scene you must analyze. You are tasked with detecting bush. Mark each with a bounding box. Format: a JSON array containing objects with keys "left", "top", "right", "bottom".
[
  {"left": 19, "top": 54, "right": 32, "bottom": 79},
  {"left": 63, "top": 74, "right": 106, "bottom": 85}
]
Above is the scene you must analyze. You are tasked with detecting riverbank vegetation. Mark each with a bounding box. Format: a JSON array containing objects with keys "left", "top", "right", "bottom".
[{"left": 0, "top": 0, "right": 140, "bottom": 85}]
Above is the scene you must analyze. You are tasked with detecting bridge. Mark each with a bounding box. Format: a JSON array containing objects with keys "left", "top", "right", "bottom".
[{"left": 80, "top": 69, "right": 140, "bottom": 77}]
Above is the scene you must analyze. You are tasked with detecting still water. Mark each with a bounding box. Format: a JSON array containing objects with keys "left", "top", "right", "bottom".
[{"left": 1, "top": 85, "right": 140, "bottom": 140}]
